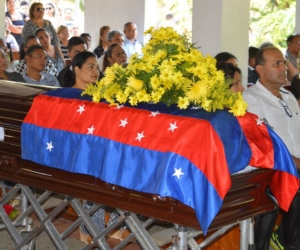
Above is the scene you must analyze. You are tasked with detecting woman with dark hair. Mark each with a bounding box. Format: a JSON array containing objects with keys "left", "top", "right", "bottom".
[
  {"left": 68, "top": 51, "right": 100, "bottom": 89},
  {"left": 102, "top": 43, "right": 127, "bottom": 73},
  {"left": 215, "top": 52, "right": 238, "bottom": 67},
  {"left": 5, "top": 0, "right": 29, "bottom": 47},
  {"left": 216, "top": 62, "right": 244, "bottom": 93},
  {"left": 22, "top": 2, "right": 59, "bottom": 47},
  {"left": 93, "top": 26, "right": 111, "bottom": 58},
  {"left": 35, "top": 28, "right": 65, "bottom": 73}
]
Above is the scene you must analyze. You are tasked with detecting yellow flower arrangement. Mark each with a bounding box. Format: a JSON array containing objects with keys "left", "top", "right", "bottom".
[{"left": 83, "top": 27, "right": 247, "bottom": 116}]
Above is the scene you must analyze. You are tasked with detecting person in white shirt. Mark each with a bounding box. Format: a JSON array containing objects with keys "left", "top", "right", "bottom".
[
  {"left": 243, "top": 46, "right": 300, "bottom": 250},
  {"left": 123, "top": 22, "right": 142, "bottom": 58}
]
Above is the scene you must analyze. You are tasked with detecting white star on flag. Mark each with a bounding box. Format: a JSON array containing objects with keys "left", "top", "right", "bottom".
[
  {"left": 46, "top": 141, "right": 54, "bottom": 152},
  {"left": 173, "top": 168, "right": 184, "bottom": 179},
  {"left": 120, "top": 118, "right": 128, "bottom": 127},
  {"left": 135, "top": 131, "right": 145, "bottom": 142},
  {"left": 87, "top": 125, "right": 95, "bottom": 134},
  {"left": 114, "top": 105, "right": 124, "bottom": 109},
  {"left": 191, "top": 106, "right": 201, "bottom": 110},
  {"left": 168, "top": 121, "right": 178, "bottom": 132},
  {"left": 256, "top": 118, "right": 264, "bottom": 126},
  {"left": 150, "top": 111, "right": 160, "bottom": 117},
  {"left": 76, "top": 105, "right": 85, "bottom": 114}
]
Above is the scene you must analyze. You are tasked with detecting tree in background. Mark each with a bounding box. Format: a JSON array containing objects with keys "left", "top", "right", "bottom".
[{"left": 250, "top": 0, "right": 296, "bottom": 48}]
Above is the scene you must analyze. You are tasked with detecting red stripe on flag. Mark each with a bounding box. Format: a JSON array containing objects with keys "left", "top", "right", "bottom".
[
  {"left": 24, "top": 95, "right": 232, "bottom": 199},
  {"left": 270, "top": 171, "right": 300, "bottom": 211},
  {"left": 237, "top": 112, "right": 274, "bottom": 168}
]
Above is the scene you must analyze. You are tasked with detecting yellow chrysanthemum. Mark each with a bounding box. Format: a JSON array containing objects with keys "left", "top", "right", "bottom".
[
  {"left": 150, "top": 75, "right": 160, "bottom": 90},
  {"left": 116, "top": 91, "right": 127, "bottom": 103},
  {"left": 159, "top": 69, "right": 173, "bottom": 82},
  {"left": 144, "top": 26, "right": 155, "bottom": 35},
  {"left": 229, "top": 93, "right": 248, "bottom": 116},
  {"left": 186, "top": 81, "right": 208, "bottom": 100},
  {"left": 129, "top": 96, "right": 138, "bottom": 106},
  {"left": 151, "top": 91, "right": 163, "bottom": 103},
  {"left": 127, "top": 76, "right": 143, "bottom": 91},
  {"left": 177, "top": 97, "right": 189, "bottom": 109},
  {"left": 136, "top": 89, "right": 150, "bottom": 102},
  {"left": 92, "top": 92, "right": 101, "bottom": 102},
  {"left": 103, "top": 67, "right": 116, "bottom": 86}
]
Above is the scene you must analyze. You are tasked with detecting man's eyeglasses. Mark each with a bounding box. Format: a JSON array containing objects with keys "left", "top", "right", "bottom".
[
  {"left": 279, "top": 99, "right": 293, "bottom": 117},
  {"left": 36, "top": 8, "right": 45, "bottom": 12}
]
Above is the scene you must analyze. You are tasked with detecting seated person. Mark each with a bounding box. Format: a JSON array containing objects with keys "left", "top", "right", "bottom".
[
  {"left": 102, "top": 43, "right": 128, "bottom": 73},
  {"left": 35, "top": 28, "right": 66, "bottom": 74},
  {"left": 215, "top": 52, "right": 238, "bottom": 66},
  {"left": 93, "top": 25, "right": 110, "bottom": 58},
  {"left": 290, "top": 75, "right": 300, "bottom": 107},
  {"left": 23, "top": 45, "right": 59, "bottom": 86},
  {"left": 248, "top": 46, "right": 259, "bottom": 87},
  {"left": 16, "top": 35, "right": 58, "bottom": 77},
  {"left": 98, "top": 30, "right": 125, "bottom": 71},
  {"left": 80, "top": 33, "right": 91, "bottom": 51},
  {"left": 68, "top": 51, "right": 100, "bottom": 89},
  {"left": 216, "top": 62, "right": 244, "bottom": 93},
  {"left": 57, "top": 36, "right": 87, "bottom": 87},
  {"left": 0, "top": 38, "right": 13, "bottom": 67},
  {"left": 0, "top": 47, "right": 25, "bottom": 82}
]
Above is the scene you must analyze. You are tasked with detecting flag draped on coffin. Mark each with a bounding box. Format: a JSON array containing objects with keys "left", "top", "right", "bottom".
[{"left": 21, "top": 88, "right": 299, "bottom": 234}]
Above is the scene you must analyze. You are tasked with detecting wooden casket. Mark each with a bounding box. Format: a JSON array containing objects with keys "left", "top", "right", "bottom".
[{"left": 0, "top": 80, "right": 298, "bottom": 249}]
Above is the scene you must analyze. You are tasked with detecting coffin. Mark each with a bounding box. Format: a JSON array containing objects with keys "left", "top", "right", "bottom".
[{"left": 0, "top": 80, "right": 278, "bottom": 233}]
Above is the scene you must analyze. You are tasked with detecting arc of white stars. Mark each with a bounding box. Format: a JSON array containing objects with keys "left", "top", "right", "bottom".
[
  {"left": 168, "top": 121, "right": 178, "bottom": 132},
  {"left": 120, "top": 118, "right": 128, "bottom": 127},
  {"left": 46, "top": 141, "right": 54, "bottom": 152},
  {"left": 76, "top": 105, "right": 85, "bottom": 114},
  {"left": 87, "top": 125, "right": 95, "bottom": 134},
  {"left": 256, "top": 117, "right": 264, "bottom": 126},
  {"left": 150, "top": 111, "right": 160, "bottom": 117},
  {"left": 135, "top": 131, "right": 145, "bottom": 142},
  {"left": 173, "top": 168, "right": 184, "bottom": 179}
]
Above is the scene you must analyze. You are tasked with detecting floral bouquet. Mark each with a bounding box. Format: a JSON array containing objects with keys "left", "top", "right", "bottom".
[{"left": 83, "top": 27, "right": 247, "bottom": 116}]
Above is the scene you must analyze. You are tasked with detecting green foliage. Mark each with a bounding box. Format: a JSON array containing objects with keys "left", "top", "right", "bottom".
[{"left": 250, "top": 0, "right": 296, "bottom": 48}]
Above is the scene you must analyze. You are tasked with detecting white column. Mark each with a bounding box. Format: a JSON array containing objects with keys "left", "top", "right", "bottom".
[
  {"left": 84, "top": 0, "right": 148, "bottom": 51},
  {"left": 0, "top": 2, "right": 5, "bottom": 39},
  {"left": 296, "top": 0, "right": 300, "bottom": 32},
  {"left": 192, "top": 0, "right": 250, "bottom": 86}
]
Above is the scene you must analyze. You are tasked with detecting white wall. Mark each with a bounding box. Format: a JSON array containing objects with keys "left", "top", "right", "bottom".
[
  {"left": 296, "top": 0, "right": 300, "bottom": 32},
  {"left": 0, "top": 3, "right": 5, "bottom": 40}
]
